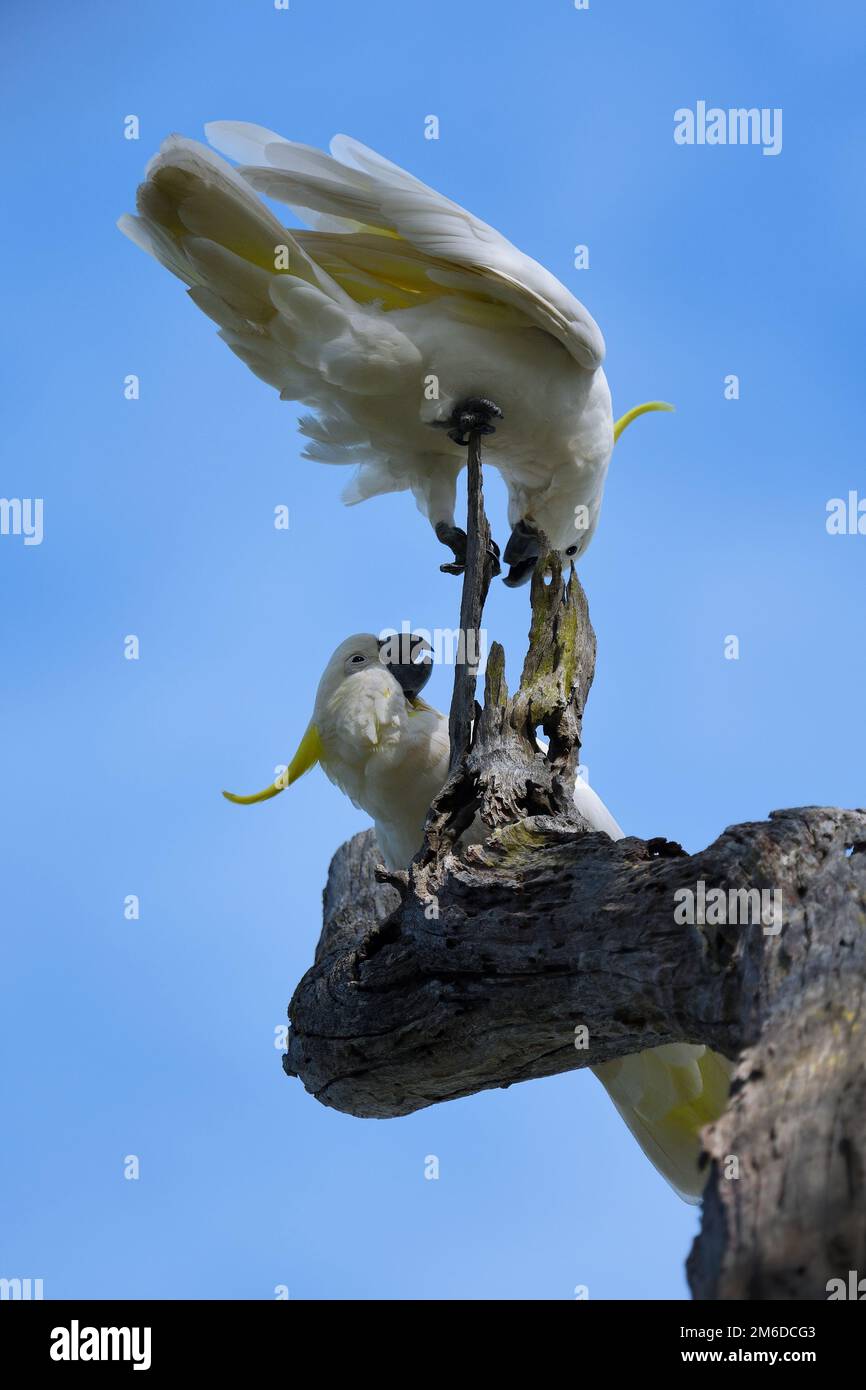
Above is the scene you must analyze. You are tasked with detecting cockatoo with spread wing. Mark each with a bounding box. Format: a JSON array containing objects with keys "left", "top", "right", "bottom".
[
  {"left": 119, "top": 123, "right": 671, "bottom": 584},
  {"left": 224, "top": 632, "right": 731, "bottom": 1201}
]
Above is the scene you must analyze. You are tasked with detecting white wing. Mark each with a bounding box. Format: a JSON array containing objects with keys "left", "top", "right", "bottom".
[
  {"left": 117, "top": 136, "right": 423, "bottom": 404},
  {"left": 206, "top": 122, "right": 605, "bottom": 371}
]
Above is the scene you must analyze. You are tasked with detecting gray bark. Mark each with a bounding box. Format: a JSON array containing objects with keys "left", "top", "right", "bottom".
[{"left": 288, "top": 806, "right": 866, "bottom": 1300}]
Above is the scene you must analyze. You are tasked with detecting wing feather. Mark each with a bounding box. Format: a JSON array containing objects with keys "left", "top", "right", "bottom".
[{"left": 205, "top": 122, "right": 605, "bottom": 369}]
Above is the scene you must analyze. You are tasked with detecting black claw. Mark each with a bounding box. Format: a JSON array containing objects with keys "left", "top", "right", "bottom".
[
  {"left": 432, "top": 396, "right": 503, "bottom": 447},
  {"left": 436, "top": 520, "right": 467, "bottom": 575},
  {"left": 436, "top": 521, "right": 500, "bottom": 577}
]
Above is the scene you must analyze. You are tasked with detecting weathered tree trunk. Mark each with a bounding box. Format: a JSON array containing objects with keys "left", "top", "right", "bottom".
[
  {"left": 283, "top": 438, "right": 866, "bottom": 1300},
  {"left": 687, "top": 810, "right": 866, "bottom": 1300},
  {"left": 287, "top": 805, "right": 866, "bottom": 1299}
]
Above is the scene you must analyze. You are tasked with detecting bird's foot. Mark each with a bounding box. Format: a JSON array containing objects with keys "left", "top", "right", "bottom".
[
  {"left": 436, "top": 521, "right": 467, "bottom": 574},
  {"left": 502, "top": 518, "right": 541, "bottom": 588},
  {"left": 436, "top": 523, "right": 501, "bottom": 577},
  {"left": 432, "top": 396, "right": 503, "bottom": 447}
]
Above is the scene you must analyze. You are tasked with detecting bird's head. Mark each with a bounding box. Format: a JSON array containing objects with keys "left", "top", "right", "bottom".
[
  {"left": 317, "top": 631, "right": 433, "bottom": 706},
  {"left": 502, "top": 517, "right": 590, "bottom": 587},
  {"left": 221, "top": 630, "right": 433, "bottom": 806},
  {"left": 502, "top": 401, "right": 674, "bottom": 586}
]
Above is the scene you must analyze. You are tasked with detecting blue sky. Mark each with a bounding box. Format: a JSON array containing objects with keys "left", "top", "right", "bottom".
[{"left": 2, "top": 0, "right": 865, "bottom": 1300}]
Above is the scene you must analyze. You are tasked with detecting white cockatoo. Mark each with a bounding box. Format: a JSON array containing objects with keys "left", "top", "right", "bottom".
[
  {"left": 119, "top": 123, "right": 672, "bottom": 584},
  {"left": 224, "top": 632, "right": 731, "bottom": 1201}
]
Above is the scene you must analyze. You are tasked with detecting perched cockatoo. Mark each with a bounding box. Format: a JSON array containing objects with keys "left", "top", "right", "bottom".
[
  {"left": 119, "top": 123, "right": 672, "bottom": 584},
  {"left": 224, "top": 632, "right": 731, "bottom": 1201}
]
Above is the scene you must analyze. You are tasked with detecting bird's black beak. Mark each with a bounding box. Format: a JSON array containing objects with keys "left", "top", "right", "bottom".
[
  {"left": 377, "top": 633, "right": 433, "bottom": 700},
  {"left": 502, "top": 557, "right": 536, "bottom": 587},
  {"left": 502, "top": 519, "right": 540, "bottom": 587}
]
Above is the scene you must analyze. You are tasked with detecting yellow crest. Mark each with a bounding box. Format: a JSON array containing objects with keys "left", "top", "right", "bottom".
[
  {"left": 613, "top": 400, "right": 675, "bottom": 444},
  {"left": 222, "top": 722, "right": 322, "bottom": 806}
]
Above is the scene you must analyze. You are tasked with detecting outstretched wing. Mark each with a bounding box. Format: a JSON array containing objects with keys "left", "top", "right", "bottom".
[
  {"left": 206, "top": 122, "right": 605, "bottom": 371},
  {"left": 117, "top": 136, "right": 423, "bottom": 403}
]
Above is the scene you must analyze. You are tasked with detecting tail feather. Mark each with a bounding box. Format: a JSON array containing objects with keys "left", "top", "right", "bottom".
[
  {"left": 341, "top": 459, "right": 408, "bottom": 505},
  {"left": 592, "top": 1045, "right": 733, "bottom": 1203}
]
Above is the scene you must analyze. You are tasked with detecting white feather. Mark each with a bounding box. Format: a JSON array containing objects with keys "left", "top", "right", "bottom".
[{"left": 120, "top": 124, "right": 622, "bottom": 556}]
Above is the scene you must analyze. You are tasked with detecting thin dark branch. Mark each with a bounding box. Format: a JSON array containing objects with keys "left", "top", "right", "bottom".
[{"left": 448, "top": 429, "right": 496, "bottom": 771}]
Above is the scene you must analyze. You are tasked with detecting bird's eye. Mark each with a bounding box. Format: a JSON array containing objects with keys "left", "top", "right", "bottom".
[
  {"left": 565, "top": 545, "right": 578, "bottom": 557},
  {"left": 350, "top": 654, "right": 366, "bottom": 665}
]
